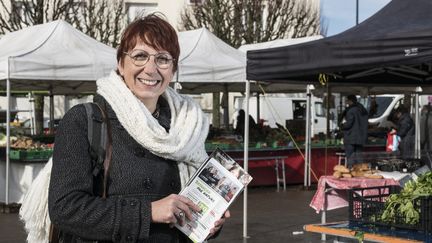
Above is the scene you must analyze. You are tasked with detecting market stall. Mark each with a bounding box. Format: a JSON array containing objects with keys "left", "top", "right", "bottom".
[
  {"left": 205, "top": 122, "right": 387, "bottom": 186},
  {"left": 246, "top": 0, "right": 432, "bottom": 240},
  {"left": 0, "top": 20, "right": 117, "bottom": 204},
  {"left": 306, "top": 167, "right": 432, "bottom": 242},
  {"left": 247, "top": 0, "right": 432, "bottom": 185}
]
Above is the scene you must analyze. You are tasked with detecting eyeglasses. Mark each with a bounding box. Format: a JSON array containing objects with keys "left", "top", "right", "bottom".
[{"left": 124, "top": 50, "right": 174, "bottom": 69}]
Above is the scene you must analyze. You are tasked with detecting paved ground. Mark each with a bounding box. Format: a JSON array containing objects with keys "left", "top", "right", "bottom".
[
  {"left": 211, "top": 186, "right": 350, "bottom": 243},
  {"left": 0, "top": 186, "right": 352, "bottom": 243}
]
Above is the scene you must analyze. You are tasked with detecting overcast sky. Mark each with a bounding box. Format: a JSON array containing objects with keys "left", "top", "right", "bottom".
[{"left": 321, "top": 0, "right": 391, "bottom": 36}]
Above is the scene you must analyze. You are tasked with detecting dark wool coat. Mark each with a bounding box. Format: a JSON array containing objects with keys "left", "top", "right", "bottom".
[
  {"left": 48, "top": 96, "right": 191, "bottom": 243},
  {"left": 421, "top": 111, "right": 432, "bottom": 151},
  {"left": 342, "top": 103, "right": 369, "bottom": 145},
  {"left": 397, "top": 112, "right": 415, "bottom": 159}
]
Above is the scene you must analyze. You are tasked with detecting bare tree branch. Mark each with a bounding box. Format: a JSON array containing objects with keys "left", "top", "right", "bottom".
[
  {"left": 0, "top": 0, "right": 126, "bottom": 48},
  {"left": 180, "top": 0, "right": 320, "bottom": 48}
]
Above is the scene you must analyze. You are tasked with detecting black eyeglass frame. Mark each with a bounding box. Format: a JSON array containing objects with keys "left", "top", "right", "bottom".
[{"left": 123, "top": 50, "right": 175, "bottom": 69}]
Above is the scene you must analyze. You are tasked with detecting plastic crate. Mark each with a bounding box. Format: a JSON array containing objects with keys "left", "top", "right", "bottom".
[
  {"left": 10, "top": 149, "right": 52, "bottom": 161},
  {"left": 9, "top": 150, "right": 22, "bottom": 160},
  {"left": 349, "top": 185, "right": 432, "bottom": 234}
]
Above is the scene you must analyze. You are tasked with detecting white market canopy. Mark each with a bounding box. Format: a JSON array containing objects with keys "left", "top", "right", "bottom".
[
  {"left": 175, "top": 28, "right": 247, "bottom": 94},
  {"left": 0, "top": 20, "right": 116, "bottom": 94},
  {"left": 0, "top": 20, "right": 116, "bottom": 204}
]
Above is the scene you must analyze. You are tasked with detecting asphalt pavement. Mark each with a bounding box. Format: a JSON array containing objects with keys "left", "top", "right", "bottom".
[{"left": 0, "top": 186, "right": 351, "bottom": 243}]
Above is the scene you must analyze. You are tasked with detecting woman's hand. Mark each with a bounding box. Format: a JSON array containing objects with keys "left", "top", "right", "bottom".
[
  {"left": 207, "top": 210, "right": 230, "bottom": 239},
  {"left": 151, "top": 194, "right": 201, "bottom": 226}
]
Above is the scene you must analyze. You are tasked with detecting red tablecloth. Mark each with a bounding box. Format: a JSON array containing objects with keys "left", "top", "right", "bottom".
[{"left": 310, "top": 175, "right": 400, "bottom": 213}]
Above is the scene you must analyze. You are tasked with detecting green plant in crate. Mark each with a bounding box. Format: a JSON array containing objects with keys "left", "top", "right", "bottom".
[
  {"left": 381, "top": 171, "right": 432, "bottom": 225},
  {"left": 354, "top": 231, "right": 364, "bottom": 243}
]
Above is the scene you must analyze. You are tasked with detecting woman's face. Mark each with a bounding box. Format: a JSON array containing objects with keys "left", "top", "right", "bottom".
[{"left": 118, "top": 41, "right": 174, "bottom": 104}]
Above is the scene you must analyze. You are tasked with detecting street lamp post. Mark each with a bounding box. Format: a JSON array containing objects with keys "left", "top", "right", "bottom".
[{"left": 356, "top": 0, "right": 359, "bottom": 25}]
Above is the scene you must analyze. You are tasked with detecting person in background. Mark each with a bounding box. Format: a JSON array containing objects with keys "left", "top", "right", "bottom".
[
  {"left": 421, "top": 104, "right": 432, "bottom": 152},
  {"left": 341, "top": 94, "right": 369, "bottom": 168},
  {"left": 393, "top": 105, "right": 415, "bottom": 159},
  {"left": 49, "top": 13, "right": 228, "bottom": 242},
  {"left": 368, "top": 97, "right": 378, "bottom": 118},
  {"left": 234, "top": 109, "right": 259, "bottom": 139}
]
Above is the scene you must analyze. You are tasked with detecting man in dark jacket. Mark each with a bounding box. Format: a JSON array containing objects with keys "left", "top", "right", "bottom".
[
  {"left": 342, "top": 95, "right": 369, "bottom": 168},
  {"left": 395, "top": 106, "right": 415, "bottom": 159},
  {"left": 421, "top": 104, "right": 432, "bottom": 151}
]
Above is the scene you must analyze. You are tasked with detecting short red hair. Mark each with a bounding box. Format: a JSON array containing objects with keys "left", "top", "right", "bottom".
[{"left": 117, "top": 13, "right": 180, "bottom": 72}]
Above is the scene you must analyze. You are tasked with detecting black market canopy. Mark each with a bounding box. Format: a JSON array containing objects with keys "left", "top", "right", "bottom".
[{"left": 246, "top": 0, "right": 432, "bottom": 90}]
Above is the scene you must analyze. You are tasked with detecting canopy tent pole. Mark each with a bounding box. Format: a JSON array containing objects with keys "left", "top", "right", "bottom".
[
  {"left": 49, "top": 91, "right": 55, "bottom": 134},
  {"left": 5, "top": 65, "right": 10, "bottom": 205},
  {"left": 222, "top": 85, "right": 229, "bottom": 128},
  {"left": 414, "top": 88, "right": 421, "bottom": 158},
  {"left": 304, "top": 85, "right": 313, "bottom": 187},
  {"left": 308, "top": 85, "right": 314, "bottom": 186},
  {"left": 243, "top": 80, "right": 250, "bottom": 239},
  {"left": 174, "top": 69, "right": 182, "bottom": 91},
  {"left": 256, "top": 93, "right": 260, "bottom": 122},
  {"left": 28, "top": 93, "right": 36, "bottom": 135}
]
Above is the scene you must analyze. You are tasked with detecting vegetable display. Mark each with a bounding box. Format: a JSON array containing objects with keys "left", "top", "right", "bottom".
[{"left": 381, "top": 171, "right": 432, "bottom": 225}]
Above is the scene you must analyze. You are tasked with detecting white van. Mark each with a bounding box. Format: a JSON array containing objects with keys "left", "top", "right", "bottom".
[
  {"left": 358, "top": 95, "right": 404, "bottom": 128},
  {"left": 359, "top": 94, "right": 432, "bottom": 129},
  {"left": 234, "top": 96, "right": 337, "bottom": 136}
]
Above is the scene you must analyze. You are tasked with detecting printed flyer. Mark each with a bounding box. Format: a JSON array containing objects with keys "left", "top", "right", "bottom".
[{"left": 175, "top": 148, "right": 253, "bottom": 242}]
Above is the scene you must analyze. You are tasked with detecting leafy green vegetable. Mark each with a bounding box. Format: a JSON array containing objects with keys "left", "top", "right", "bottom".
[
  {"left": 354, "top": 231, "right": 364, "bottom": 243},
  {"left": 380, "top": 171, "right": 432, "bottom": 225}
]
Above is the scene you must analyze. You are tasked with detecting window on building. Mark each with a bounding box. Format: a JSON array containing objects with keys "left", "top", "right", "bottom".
[{"left": 126, "top": 3, "right": 158, "bottom": 22}]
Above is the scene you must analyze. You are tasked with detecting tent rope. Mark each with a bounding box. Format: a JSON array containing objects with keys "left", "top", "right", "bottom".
[{"left": 258, "top": 84, "right": 318, "bottom": 181}]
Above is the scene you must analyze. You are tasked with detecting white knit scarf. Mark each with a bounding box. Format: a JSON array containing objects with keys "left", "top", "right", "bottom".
[{"left": 96, "top": 71, "right": 209, "bottom": 187}]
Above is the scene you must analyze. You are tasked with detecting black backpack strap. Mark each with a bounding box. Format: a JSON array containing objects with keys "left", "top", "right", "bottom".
[
  {"left": 83, "top": 103, "right": 105, "bottom": 175},
  {"left": 83, "top": 102, "right": 112, "bottom": 198}
]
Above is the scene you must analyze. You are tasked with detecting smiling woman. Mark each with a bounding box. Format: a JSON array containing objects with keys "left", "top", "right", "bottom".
[
  {"left": 116, "top": 16, "right": 179, "bottom": 112},
  {"left": 48, "top": 13, "right": 228, "bottom": 243}
]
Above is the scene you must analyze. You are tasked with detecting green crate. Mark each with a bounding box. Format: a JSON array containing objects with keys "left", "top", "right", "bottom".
[
  {"left": 10, "top": 149, "right": 52, "bottom": 161},
  {"left": 42, "top": 149, "right": 53, "bottom": 159},
  {"left": 10, "top": 150, "right": 23, "bottom": 160}
]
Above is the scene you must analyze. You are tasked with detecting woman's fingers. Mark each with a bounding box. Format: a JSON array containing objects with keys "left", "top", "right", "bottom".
[
  {"left": 151, "top": 194, "right": 201, "bottom": 225},
  {"left": 206, "top": 210, "right": 230, "bottom": 239},
  {"left": 174, "top": 209, "right": 186, "bottom": 226},
  {"left": 213, "top": 218, "right": 225, "bottom": 229},
  {"left": 177, "top": 195, "right": 202, "bottom": 221},
  {"left": 178, "top": 195, "right": 201, "bottom": 212}
]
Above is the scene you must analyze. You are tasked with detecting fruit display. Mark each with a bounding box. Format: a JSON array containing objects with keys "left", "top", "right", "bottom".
[
  {"left": 205, "top": 136, "right": 243, "bottom": 150},
  {"left": 11, "top": 136, "right": 51, "bottom": 150},
  {"left": 7, "top": 135, "right": 53, "bottom": 161},
  {"left": 204, "top": 124, "right": 386, "bottom": 151}
]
